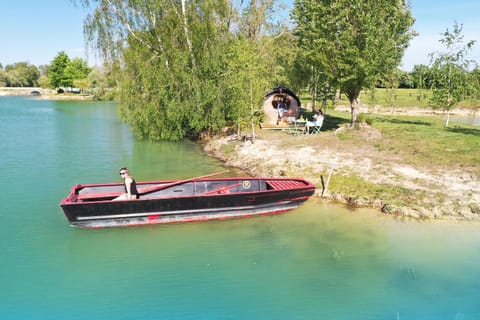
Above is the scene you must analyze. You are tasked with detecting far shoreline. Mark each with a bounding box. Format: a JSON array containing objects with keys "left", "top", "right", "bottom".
[{"left": 0, "top": 87, "right": 94, "bottom": 100}]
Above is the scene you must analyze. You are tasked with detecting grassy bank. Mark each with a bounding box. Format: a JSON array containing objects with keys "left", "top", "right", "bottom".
[
  {"left": 322, "top": 110, "right": 479, "bottom": 211},
  {"left": 206, "top": 106, "right": 480, "bottom": 219},
  {"left": 330, "top": 110, "right": 480, "bottom": 168}
]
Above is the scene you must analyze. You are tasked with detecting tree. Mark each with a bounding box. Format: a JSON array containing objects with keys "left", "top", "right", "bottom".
[
  {"left": 78, "top": 0, "right": 275, "bottom": 141},
  {"left": 64, "top": 58, "right": 92, "bottom": 87},
  {"left": 48, "top": 52, "right": 92, "bottom": 89},
  {"left": 383, "top": 68, "right": 401, "bottom": 114},
  {"left": 221, "top": 36, "right": 270, "bottom": 139},
  {"left": 0, "top": 68, "right": 6, "bottom": 87},
  {"left": 3, "top": 62, "right": 40, "bottom": 87},
  {"left": 73, "top": 79, "right": 89, "bottom": 93},
  {"left": 398, "top": 71, "right": 413, "bottom": 88},
  {"left": 289, "top": 1, "right": 335, "bottom": 112},
  {"left": 88, "top": 64, "right": 117, "bottom": 100},
  {"left": 230, "top": 0, "right": 276, "bottom": 139},
  {"left": 263, "top": 30, "right": 297, "bottom": 89},
  {"left": 49, "top": 51, "right": 71, "bottom": 88},
  {"left": 291, "top": 0, "right": 416, "bottom": 125},
  {"left": 411, "top": 64, "right": 431, "bottom": 102},
  {"left": 79, "top": 0, "right": 237, "bottom": 140},
  {"left": 468, "top": 68, "right": 480, "bottom": 115},
  {"left": 429, "top": 22, "right": 476, "bottom": 127},
  {"left": 37, "top": 75, "right": 49, "bottom": 88}
]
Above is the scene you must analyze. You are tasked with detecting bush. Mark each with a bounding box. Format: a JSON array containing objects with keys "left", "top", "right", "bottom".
[
  {"left": 357, "top": 113, "right": 366, "bottom": 123},
  {"left": 357, "top": 113, "right": 374, "bottom": 126}
]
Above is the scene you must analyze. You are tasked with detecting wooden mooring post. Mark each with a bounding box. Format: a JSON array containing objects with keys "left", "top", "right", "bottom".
[{"left": 321, "top": 166, "right": 334, "bottom": 197}]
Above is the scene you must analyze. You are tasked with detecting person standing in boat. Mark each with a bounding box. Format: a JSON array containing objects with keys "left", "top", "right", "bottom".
[{"left": 114, "top": 167, "right": 139, "bottom": 200}]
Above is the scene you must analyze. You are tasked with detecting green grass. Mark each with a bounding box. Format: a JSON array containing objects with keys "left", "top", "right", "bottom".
[
  {"left": 357, "top": 88, "right": 432, "bottom": 107},
  {"left": 299, "top": 88, "right": 479, "bottom": 109},
  {"left": 326, "top": 110, "right": 480, "bottom": 169},
  {"left": 372, "top": 114, "right": 480, "bottom": 168},
  {"left": 328, "top": 174, "right": 427, "bottom": 207}
]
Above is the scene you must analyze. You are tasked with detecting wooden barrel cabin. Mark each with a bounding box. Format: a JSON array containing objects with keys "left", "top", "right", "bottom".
[{"left": 262, "top": 86, "right": 301, "bottom": 126}]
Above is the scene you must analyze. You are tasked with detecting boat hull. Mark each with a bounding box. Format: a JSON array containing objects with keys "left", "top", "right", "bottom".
[{"left": 60, "top": 177, "right": 315, "bottom": 228}]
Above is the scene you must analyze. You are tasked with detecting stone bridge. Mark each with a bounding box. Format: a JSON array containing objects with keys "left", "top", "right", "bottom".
[{"left": 0, "top": 87, "right": 54, "bottom": 96}]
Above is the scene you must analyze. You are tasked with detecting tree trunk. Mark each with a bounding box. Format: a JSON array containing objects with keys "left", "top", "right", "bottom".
[
  {"left": 349, "top": 96, "right": 360, "bottom": 126},
  {"left": 250, "top": 80, "right": 255, "bottom": 142},
  {"left": 445, "top": 110, "right": 450, "bottom": 127},
  {"left": 311, "top": 65, "right": 318, "bottom": 112},
  {"left": 312, "top": 84, "right": 317, "bottom": 111},
  {"left": 180, "top": 0, "right": 196, "bottom": 69}
]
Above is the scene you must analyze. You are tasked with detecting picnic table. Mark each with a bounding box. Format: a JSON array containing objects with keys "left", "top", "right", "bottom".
[
  {"left": 287, "top": 119, "right": 306, "bottom": 136},
  {"left": 260, "top": 118, "right": 321, "bottom": 136}
]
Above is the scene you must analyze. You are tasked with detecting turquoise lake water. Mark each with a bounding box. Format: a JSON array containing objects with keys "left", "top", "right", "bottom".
[{"left": 1, "top": 96, "right": 480, "bottom": 319}]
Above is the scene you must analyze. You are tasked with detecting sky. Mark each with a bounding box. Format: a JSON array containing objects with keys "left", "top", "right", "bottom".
[{"left": 1, "top": 0, "right": 479, "bottom": 71}]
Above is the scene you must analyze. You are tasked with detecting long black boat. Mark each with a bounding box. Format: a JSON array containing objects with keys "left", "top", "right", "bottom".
[{"left": 60, "top": 173, "right": 316, "bottom": 228}]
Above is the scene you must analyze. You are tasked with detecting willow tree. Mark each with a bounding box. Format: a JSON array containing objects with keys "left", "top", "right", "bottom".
[
  {"left": 77, "top": 0, "right": 237, "bottom": 141},
  {"left": 77, "top": 0, "right": 279, "bottom": 140},
  {"left": 291, "top": 0, "right": 416, "bottom": 125}
]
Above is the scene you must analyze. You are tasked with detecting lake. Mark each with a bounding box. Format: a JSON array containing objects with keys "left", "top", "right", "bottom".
[
  {"left": 1, "top": 96, "right": 480, "bottom": 319},
  {"left": 450, "top": 114, "right": 480, "bottom": 126}
]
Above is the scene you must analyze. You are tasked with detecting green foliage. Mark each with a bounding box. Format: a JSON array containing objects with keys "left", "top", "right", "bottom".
[
  {"left": 429, "top": 22, "right": 476, "bottom": 126},
  {"left": 37, "top": 75, "right": 49, "bottom": 88},
  {"left": 79, "top": 0, "right": 276, "bottom": 141},
  {"left": 48, "top": 51, "right": 91, "bottom": 89},
  {"left": 467, "top": 68, "right": 480, "bottom": 111},
  {"left": 356, "top": 113, "right": 374, "bottom": 126},
  {"left": 264, "top": 31, "right": 298, "bottom": 89},
  {"left": 291, "top": 0, "right": 416, "bottom": 123},
  {"left": 0, "top": 69, "right": 6, "bottom": 87},
  {"left": 221, "top": 37, "right": 271, "bottom": 133},
  {"left": 411, "top": 64, "right": 432, "bottom": 89},
  {"left": 49, "top": 51, "right": 70, "bottom": 88},
  {"left": 1, "top": 62, "right": 40, "bottom": 87},
  {"left": 99, "top": 0, "right": 228, "bottom": 141},
  {"left": 64, "top": 58, "right": 91, "bottom": 86},
  {"left": 88, "top": 64, "right": 117, "bottom": 100}
]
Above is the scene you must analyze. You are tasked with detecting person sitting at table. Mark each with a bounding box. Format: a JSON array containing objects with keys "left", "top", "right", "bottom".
[{"left": 305, "top": 110, "right": 324, "bottom": 134}]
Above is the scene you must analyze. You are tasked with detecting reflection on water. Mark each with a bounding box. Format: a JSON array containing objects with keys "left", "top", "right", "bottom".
[
  {"left": 1, "top": 97, "right": 480, "bottom": 319},
  {"left": 450, "top": 114, "right": 480, "bottom": 126}
]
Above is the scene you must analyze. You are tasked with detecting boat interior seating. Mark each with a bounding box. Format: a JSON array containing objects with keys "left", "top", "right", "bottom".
[{"left": 74, "top": 178, "right": 312, "bottom": 202}]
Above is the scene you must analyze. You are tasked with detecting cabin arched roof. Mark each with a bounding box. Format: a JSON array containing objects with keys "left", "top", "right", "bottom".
[{"left": 265, "top": 86, "right": 301, "bottom": 106}]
